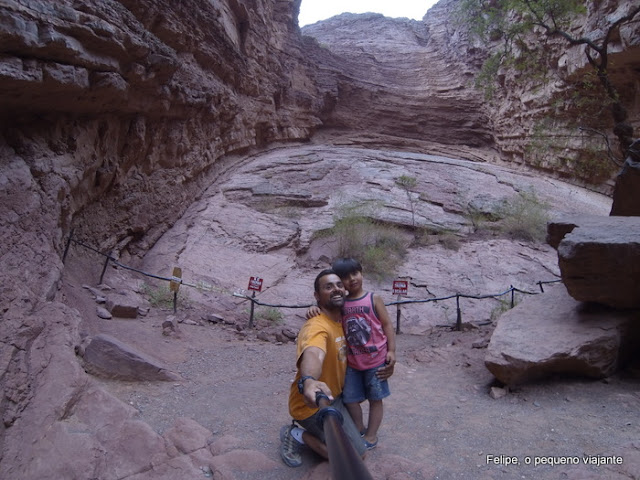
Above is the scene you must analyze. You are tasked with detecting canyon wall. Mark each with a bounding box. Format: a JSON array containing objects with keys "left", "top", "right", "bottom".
[
  {"left": 0, "top": 0, "right": 325, "bottom": 475},
  {"left": 302, "top": 0, "right": 640, "bottom": 186},
  {"left": 301, "top": 3, "right": 495, "bottom": 161}
]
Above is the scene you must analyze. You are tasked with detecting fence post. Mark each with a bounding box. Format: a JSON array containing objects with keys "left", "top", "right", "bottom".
[
  {"left": 62, "top": 229, "right": 74, "bottom": 263},
  {"left": 538, "top": 281, "right": 544, "bottom": 293},
  {"left": 395, "top": 294, "right": 402, "bottom": 334},
  {"left": 99, "top": 251, "right": 112, "bottom": 284},
  {"left": 169, "top": 267, "right": 182, "bottom": 314},
  {"left": 455, "top": 294, "right": 462, "bottom": 331},
  {"left": 510, "top": 286, "right": 515, "bottom": 308},
  {"left": 248, "top": 291, "right": 256, "bottom": 328}
]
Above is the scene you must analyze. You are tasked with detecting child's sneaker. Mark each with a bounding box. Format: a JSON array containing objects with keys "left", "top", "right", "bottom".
[{"left": 279, "top": 424, "right": 302, "bottom": 467}]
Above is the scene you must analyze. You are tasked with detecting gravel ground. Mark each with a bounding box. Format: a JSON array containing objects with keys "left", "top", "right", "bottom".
[{"left": 86, "top": 295, "right": 640, "bottom": 480}]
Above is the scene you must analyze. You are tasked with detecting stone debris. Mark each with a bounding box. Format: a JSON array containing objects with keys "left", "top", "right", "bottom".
[
  {"left": 489, "top": 387, "right": 508, "bottom": 399},
  {"left": 96, "top": 306, "right": 112, "bottom": 319},
  {"left": 82, "top": 334, "right": 181, "bottom": 381}
]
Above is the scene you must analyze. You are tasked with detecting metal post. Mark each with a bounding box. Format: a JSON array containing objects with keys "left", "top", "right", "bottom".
[
  {"left": 538, "top": 281, "right": 544, "bottom": 293},
  {"left": 455, "top": 294, "right": 462, "bottom": 331},
  {"left": 248, "top": 291, "right": 256, "bottom": 328},
  {"left": 395, "top": 294, "right": 402, "bottom": 334},
  {"left": 62, "top": 229, "right": 74, "bottom": 263},
  {"left": 99, "top": 251, "right": 112, "bottom": 284},
  {"left": 173, "top": 291, "right": 178, "bottom": 314},
  {"left": 510, "top": 286, "right": 515, "bottom": 308}
]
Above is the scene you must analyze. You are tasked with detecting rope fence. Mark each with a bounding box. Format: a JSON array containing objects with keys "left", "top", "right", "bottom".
[{"left": 63, "top": 232, "right": 563, "bottom": 331}]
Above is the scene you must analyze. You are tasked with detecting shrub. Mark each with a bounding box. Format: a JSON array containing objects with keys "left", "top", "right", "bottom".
[
  {"left": 141, "top": 282, "right": 191, "bottom": 309},
  {"left": 319, "top": 201, "right": 408, "bottom": 281},
  {"left": 256, "top": 306, "right": 283, "bottom": 325},
  {"left": 497, "top": 190, "right": 550, "bottom": 242}
]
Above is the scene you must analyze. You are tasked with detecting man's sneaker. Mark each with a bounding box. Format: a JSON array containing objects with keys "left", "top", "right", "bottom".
[{"left": 279, "top": 424, "right": 302, "bottom": 467}]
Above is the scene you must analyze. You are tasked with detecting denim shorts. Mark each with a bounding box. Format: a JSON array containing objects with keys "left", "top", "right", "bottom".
[{"left": 342, "top": 364, "right": 391, "bottom": 403}]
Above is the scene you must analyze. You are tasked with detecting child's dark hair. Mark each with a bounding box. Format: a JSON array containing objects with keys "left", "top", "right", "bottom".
[{"left": 331, "top": 258, "right": 362, "bottom": 279}]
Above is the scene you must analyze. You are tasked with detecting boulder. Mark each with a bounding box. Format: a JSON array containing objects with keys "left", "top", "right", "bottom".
[
  {"left": 550, "top": 216, "right": 640, "bottom": 309},
  {"left": 610, "top": 139, "right": 640, "bottom": 216},
  {"left": 485, "top": 285, "right": 640, "bottom": 386},
  {"left": 105, "top": 291, "right": 144, "bottom": 318},
  {"left": 82, "top": 334, "right": 180, "bottom": 381}
]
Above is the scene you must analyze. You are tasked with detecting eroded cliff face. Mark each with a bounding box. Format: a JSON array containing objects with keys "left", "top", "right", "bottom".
[
  {"left": 1, "top": 0, "right": 324, "bottom": 262},
  {"left": 302, "top": 0, "right": 640, "bottom": 186},
  {"left": 1, "top": 0, "right": 325, "bottom": 474},
  {"left": 301, "top": 4, "right": 495, "bottom": 161}
]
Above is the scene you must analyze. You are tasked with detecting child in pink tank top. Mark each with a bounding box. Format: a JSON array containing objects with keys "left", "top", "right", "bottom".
[{"left": 332, "top": 258, "right": 396, "bottom": 450}]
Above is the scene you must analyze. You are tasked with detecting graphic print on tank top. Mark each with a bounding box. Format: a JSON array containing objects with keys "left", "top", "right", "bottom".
[{"left": 344, "top": 311, "right": 372, "bottom": 349}]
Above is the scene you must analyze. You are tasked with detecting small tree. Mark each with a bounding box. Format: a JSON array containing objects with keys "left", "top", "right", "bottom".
[
  {"left": 456, "top": 0, "right": 640, "bottom": 162},
  {"left": 395, "top": 175, "right": 418, "bottom": 228}
]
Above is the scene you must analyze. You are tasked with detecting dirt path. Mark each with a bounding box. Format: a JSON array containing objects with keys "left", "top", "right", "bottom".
[{"left": 81, "top": 289, "right": 639, "bottom": 480}]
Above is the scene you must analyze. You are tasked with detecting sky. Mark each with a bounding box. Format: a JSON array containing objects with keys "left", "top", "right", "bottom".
[{"left": 298, "top": 0, "right": 439, "bottom": 27}]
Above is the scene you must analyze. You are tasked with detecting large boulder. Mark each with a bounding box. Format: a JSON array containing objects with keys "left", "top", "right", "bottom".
[
  {"left": 485, "top": 285, "right": 640, "bottom": 386},
  {"left": 81, "top": 334, "right": 180, "bottom": 381},
  {"left": 610, "top": 139, "right": 640, "bottom": 216},
  {"left": 550, "top": 215, "right": 640, "bottom": 309}
]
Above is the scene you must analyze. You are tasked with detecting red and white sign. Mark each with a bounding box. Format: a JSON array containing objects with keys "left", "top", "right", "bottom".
[
  {"left": 392, "top": 280, "right": 408, "bottom": 296},
  {"left": 248, "top": 276, "right": 263, "bottom": 292}
]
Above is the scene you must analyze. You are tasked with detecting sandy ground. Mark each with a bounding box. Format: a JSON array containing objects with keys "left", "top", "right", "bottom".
[{"left": 63, "top": 256, "right": 639, "bottom": 480}]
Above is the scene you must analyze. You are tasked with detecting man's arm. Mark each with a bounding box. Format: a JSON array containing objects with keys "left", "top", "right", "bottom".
[
  {"left": 373, "top": 293, "right": 396, "bottom": 380},
  {"left": 298, "top": 346, "right": 333, "bottom": 407}
]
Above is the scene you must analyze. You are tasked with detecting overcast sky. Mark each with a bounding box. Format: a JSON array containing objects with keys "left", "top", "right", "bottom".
[{"left": 298, "top": 0, "right": 439, "bottom": 27}]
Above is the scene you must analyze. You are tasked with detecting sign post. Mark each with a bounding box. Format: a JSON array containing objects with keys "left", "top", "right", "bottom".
[
  {"left": 247, "top": 276, "right": 263, "bottom": 328},
  {"left": 392, "top": 280, "right": 408, "bottom": 334},
  {"left": 170, "top": 267, "right": 182, "bottom": 314}
]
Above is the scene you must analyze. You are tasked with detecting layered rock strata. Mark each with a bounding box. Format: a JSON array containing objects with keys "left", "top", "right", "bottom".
[
  {"left": 0, "top": 0, "right": 638, "bottom": 477},
  {"left": 301, "top": 8, "right": 496, "bottom": 161}
]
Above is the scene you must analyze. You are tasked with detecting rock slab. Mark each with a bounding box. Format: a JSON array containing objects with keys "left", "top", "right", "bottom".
[
  {"left": 551, "top": 215, "right": 640, "bottom": 309},
  {"left": 82, "top": 334, "right": 180, "bottom": 381},
  {"left": 485, "top": 285, "right": 640, "bottom": 385}
]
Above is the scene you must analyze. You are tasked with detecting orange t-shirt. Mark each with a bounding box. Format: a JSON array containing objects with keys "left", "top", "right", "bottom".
[{"left": 288, "top": 313, "right": 347, "bottom": 421}]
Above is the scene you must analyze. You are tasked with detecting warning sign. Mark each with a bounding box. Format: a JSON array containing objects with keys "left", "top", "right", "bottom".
[
  {"left": 170, "top": 267, "right": 182, "bottom": 292},
  {"left": 248, "top": 276, "right": 263, "bottom": 292},
  {"left": 392, "top": 280, "right": 408, "bottom": 296}
]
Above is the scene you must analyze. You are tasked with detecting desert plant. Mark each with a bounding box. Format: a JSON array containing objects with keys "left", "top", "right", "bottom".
[
  {"left": 256, "top": 306, "right": 283, "bottom": 324},
  {"left": 395, "top": 175, "right": 418, "bottom": 227},
  {"left": 141, "top": 282, "right": 191, "bottom": 309},
  {"left": 318, "top": 201, "right": 407, "bottom": 281},
  {"left": 497, "top": 190, "right": 550, "bottom": 242}
]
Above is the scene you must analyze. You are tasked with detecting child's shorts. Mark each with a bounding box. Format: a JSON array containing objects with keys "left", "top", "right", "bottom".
[{"left": 342, "top": 364, "right": 391, "bottom": 403}]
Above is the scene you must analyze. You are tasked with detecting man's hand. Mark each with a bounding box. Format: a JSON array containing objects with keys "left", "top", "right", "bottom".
[
  {"left": 376, "top": 360, "right": 395, "bottom": 381},
  {"left": 302, "top": 379, "right": 334, "bottom": 408}
]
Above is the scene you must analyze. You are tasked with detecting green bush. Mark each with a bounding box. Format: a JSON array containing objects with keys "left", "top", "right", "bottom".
[
  {"left": 141, "top": 282, "right": 191, "bottom": 309},
  {"left": 256, "top": 306, "right": 283, "bottom": 325},
  {"left": 497, "top": 190, "right": 550, "bottom": 242},
  {"left": 319, "top": 201, "right": 407, "bottom": 281}
]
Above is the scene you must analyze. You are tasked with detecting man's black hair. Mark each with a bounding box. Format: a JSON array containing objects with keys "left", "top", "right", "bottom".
[
  {"left": 331, "top": 258, "right": 362, "bottom": 279},
  {"left": 314, "top": 268, "right": 337, "bottom": 293}
]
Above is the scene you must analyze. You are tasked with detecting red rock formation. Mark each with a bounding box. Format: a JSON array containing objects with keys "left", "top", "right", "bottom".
[{"left": 301, "top": 9, "right": 495, "bottom": 161}]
